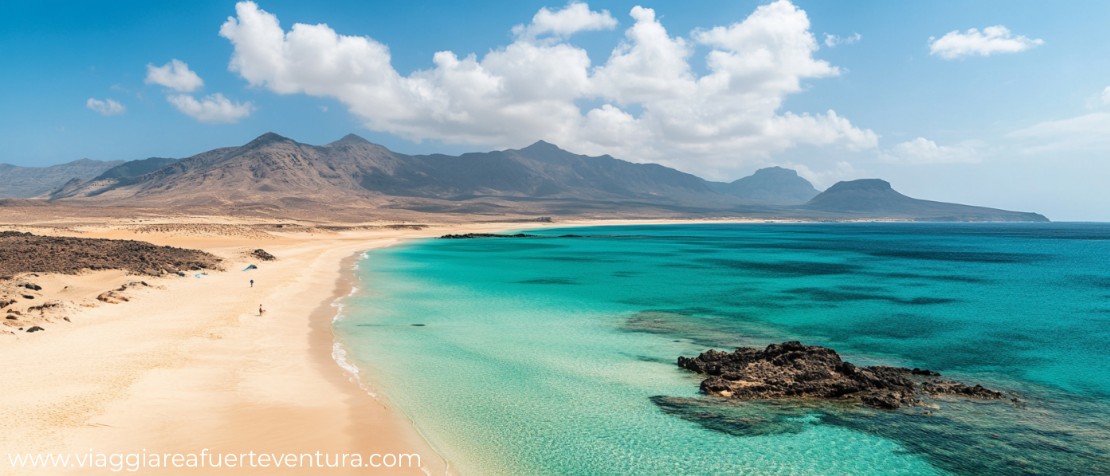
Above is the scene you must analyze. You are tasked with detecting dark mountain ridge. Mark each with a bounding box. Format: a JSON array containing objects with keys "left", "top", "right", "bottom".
[
  {"left": 94, "top": 157, "right": 180, "bottom": 183},
  {"left": 36, "top": 133, "right": 1047, "bottom": 221},
  {"left": 51, "top": 134, "right": 729, "bottom": 208},
  {"left": 803, "top": 179, "right": 1048, "bottom": 222}
]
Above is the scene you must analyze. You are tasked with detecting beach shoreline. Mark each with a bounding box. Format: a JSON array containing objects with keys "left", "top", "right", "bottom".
[
  {"left": 318, "top": 219, "right": 737, "bottom": 475},
  {"left": 0, "top": 220, "right": 471, "bottom": 475},
  {"left": 0, "top": 216, "right": 769, "bottom": 475},
  {"left": 308, "top": 242, "right": 455, "bottom": 476},
  {"left": 328, "top": 247, "right": 460, "bottom": 476}
]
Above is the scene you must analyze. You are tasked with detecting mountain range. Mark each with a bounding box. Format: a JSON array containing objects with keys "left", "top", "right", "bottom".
[
  {"left": 0, "top": 158, "right": 123, "bottom": 199},
  {"left": 2, "top": 133, "right": 1047, "bottom": 222}
]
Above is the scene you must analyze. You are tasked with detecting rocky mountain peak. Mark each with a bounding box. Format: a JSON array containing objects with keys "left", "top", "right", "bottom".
[
  {"left": 329, "top": 133, "right": 372, "bottom": 146},
  {"left": 243, "top": 132, "right": 294, "bottom": 149},
  {"left": 519, "top": 140, "right": 564, "bottom": 154},
  {"left": 824, "top": 178, "right": 893, "bottom": 193}
]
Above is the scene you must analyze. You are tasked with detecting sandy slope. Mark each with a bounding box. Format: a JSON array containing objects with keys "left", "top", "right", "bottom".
[{"left": 0, "top": 215, "right": 745, "bottom": 475}]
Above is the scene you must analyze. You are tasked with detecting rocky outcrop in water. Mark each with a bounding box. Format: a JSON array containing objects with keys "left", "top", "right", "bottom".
[
  {"left": 678, "top": 341, "right": 1006, "bottom": 409},
  {"left": 439, "top": 233, "right": 539, "bottom": 239},
  {"left": 439, "top": 233, "right": 586, "bottom": 239}
]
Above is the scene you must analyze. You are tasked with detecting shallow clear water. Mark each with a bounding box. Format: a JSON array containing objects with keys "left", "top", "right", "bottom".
[{"left": 335, "top": 223, "right": 1110, "bottom": 475}]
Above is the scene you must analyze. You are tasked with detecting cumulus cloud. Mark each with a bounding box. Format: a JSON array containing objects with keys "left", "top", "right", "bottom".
[
  {"left": 145, "top": 58, "right": 252, "bottom": 123},
  {"left": 167, "top": 93, "right": 253, "bottom": 123},
  {"left": 145, "top": 59, "right": 204, "bottom": 92},
  {"left": 880, "top": 137, "right": 980, "bottom": 164},
  {"left": 86, "top": 97, "right": 125, "bottom": 116},
  {"left": 512, "top": 2, "right": 617, "bottom": 39},
  {"left": 218, "top": 0, "right": 875, "bottom": 178},
  {"left": 928, "top": 26, "right": 1043, "bottom": 59},
  {"left": 823, "top": 32, "right": 860, "bottom": 47}
]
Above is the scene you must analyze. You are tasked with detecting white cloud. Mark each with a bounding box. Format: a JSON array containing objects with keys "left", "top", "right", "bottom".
[
  {"left": 1006, "top": 112, "right": 1110, "bottom": 155},
  {"left": 86, "top": 97, "right": 125, "bottom": 116},
  {"left": 145, "top": 59, "right": 204, "bottom": 92},
  {"left": 928, "top": 26, "right": 1043, "bottom": 60},
  {"left": 592, "top": 6, "right": 695, "bottom": 105},
  {"left": 512, "top": 2, "right": 617, "bottom": 39},
  {"left": 145, "top": 58, "right": 251, "bottom": 123},
  {"left": 167, "top": 93, "right": 253, "bottom": 123},
  {"left": 823, "top": 32, "right": 860, "bottom": 47},
  {"left": 1100, "top": 86, "right": 1110, "bottom": 107},
  {"left": 218, "top": 0, "right": 875, "bottom": 178},
  {"left": 879, "top": 137, "right": 981, "bottom": 164}
]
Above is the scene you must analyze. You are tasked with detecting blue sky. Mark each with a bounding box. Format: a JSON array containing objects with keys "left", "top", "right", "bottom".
[{"left": 2, "top": 1, "right": 1109, "bottom": 220}]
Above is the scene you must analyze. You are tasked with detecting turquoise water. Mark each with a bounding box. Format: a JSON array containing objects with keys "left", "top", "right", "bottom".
[{"left": 335, "top": 223, "right": 1110, "bottom": 475}]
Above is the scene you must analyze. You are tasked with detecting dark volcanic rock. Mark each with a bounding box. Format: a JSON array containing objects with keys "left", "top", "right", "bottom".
[
  {"left": 0, "top": 232, "right": 221, "bottom": 278},
  {"left": 439, "top": 233, "right": 539, "bottom": 239},
  {"left": 251, "top": 249, "right": 276, "bottom": 261},
  {"left": 26, "top": 326, "right": 44, "bottom": 333},
  {"left": 678, "top": 341, "right": 1006, "bottom": 409},
  {"left": 27, "top": 302, "right": 60, "bottom": 313}
]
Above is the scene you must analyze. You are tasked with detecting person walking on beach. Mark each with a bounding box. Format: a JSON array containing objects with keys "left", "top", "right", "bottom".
[
  {"left": 259, "top": 304, "right": 264, "bottom": 316},
  {"left": 250, "top": 279, "right": 254, "bottom": 288}
]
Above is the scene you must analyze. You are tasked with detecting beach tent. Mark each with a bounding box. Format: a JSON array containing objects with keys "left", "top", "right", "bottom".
[{"left": 242, "top": 264, "right": 258, "bottom": 271}]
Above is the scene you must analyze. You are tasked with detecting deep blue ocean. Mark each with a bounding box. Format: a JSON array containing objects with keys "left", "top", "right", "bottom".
[{"left": 335, "top": 223, "right": 1110, "bottom": 475}]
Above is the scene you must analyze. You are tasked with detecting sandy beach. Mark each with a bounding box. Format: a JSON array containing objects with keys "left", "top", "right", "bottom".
[
  {"left": 0, "top": 222, "right": 439, "bottom": 474},
  {"left": 0, "top": 215, "right": 736, "bottom": 475}
]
